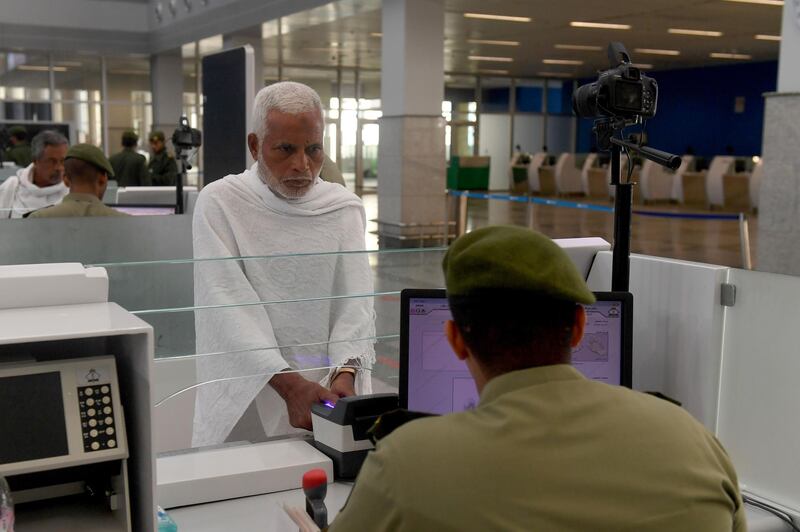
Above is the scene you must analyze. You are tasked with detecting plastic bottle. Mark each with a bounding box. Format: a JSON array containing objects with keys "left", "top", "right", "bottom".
[
  {"left": 0, "top": 476, "right": 14, "bottom": 532},
  {"left": 157, "top": 505, "right": 177, "bottom": 532}
]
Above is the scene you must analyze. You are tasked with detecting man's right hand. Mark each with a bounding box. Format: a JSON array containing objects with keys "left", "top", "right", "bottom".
[{"left": 270, "top": 371, "right": 339, "bottom": 430}]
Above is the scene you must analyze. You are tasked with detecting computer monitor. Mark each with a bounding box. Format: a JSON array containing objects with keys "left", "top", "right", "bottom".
[{"left": 399, "top": 289, "right": 633, "bottom": 414}]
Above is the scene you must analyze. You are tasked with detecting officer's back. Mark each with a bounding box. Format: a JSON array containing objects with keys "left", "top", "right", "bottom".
[
  {"left": 29, "top": 144, "right": 128, "bottom": 219},
  {"left": 109, "top": 130, "right": 149, "bottom": 187},
  {"left": 330, "top": 226, "right": 745, "bottom": 532}
]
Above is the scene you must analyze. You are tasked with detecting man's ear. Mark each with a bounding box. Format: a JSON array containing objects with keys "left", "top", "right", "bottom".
[
  {"left": 570, "top": 305, "right": 587, "bottom": 348},
  {"left": 62, "top": 174, "right": 71, "bottom": 187},
  {"left": 445, "top": 320, "right": 469, "bottom": 361},
  {"left": 247, "top": 133, "right": 260, "bottom": 160}
]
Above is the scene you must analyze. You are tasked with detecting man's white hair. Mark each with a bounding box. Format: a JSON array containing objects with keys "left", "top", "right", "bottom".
[{"left": 251, "top": 81, "right": 324, "bottom": 141}]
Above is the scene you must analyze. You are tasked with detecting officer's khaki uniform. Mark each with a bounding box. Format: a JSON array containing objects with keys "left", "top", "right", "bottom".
[
  {"left": 110, "top": 148, "right": 150, "bottom": 187},
  {"left": 5, "top": 143, "right": 33, "bottom": 167},
  {"left": 148, "top": 150, "right": 178, "bottom": 186},
  {"left": 330, "top": 365, "right": 745, "bottom": 532},
  {"left": 28, "top": 193, "right": 128, "bottom": 218}
]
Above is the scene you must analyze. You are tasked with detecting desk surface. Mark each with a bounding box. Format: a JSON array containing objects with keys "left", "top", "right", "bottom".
[{"left": 168, "top": 482, "right": 792, "bottom": 531}]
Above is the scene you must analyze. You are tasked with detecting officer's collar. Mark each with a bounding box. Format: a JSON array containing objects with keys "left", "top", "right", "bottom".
[
  {"left": 479, "top": 364, "right": 585, "bottom": 406},
  {"left": 64, "top": 192, "right": 102, "bottom": 203}
]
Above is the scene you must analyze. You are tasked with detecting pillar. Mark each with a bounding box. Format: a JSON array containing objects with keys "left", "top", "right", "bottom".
[
  {"left": 150, "top": 48, "right": 184, "bottom": 138},
  {"left": 377, "top": 0, "right": 446, "bottom": 247},
  {"left": 757, "top": 2, "right": 800, "bottom": 274}
]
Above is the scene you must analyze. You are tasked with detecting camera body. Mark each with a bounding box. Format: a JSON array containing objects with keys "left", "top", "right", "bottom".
[
  {"left": 573, "top": 42, "right": 658, "bottom": 120},
  {"left": 172, "top": 115, "right": 202, "bottom": 150}
]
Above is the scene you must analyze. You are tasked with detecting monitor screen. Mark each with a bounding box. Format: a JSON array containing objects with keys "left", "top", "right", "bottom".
[
  {"left": 0, "top": 372, "right": 69, "bottom": 465},
  {"left": 401, "top": 291, "right": 632, "bottom": 415}
]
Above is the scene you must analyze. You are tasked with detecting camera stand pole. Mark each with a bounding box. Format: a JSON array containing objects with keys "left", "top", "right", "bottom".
[
  {"left": 610, "top": 142, "right": 633, "bottom": 292},
  {"left": 175, "top": 151, "right": 186, "bottom": 215}
]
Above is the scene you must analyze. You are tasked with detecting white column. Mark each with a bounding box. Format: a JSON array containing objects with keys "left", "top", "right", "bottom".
[
  {"left": 377, "top": 0, "right": 446, "bottom": 246},
  {"left": 757, "top": 1, "right": 800, "bottom": 275},
  {"left": 150, "top": 48, "right": 184, "bottom": 136}
]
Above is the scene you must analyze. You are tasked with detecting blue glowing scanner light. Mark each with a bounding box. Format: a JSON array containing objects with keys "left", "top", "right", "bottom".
[{"left": 322, "top": 400, "right": 336, "bottom": 409}]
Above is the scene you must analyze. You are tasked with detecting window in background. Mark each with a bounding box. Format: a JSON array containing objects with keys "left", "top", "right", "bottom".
[{"left": 106, "top": 55, "right": 152, "bottom": 153}]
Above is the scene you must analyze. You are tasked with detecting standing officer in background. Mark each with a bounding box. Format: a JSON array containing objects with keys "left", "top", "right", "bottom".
[
  {"left": 4, "top": 126, "right": 33, "bottom": 167},
  {"left": 110, "top": 130, "right": 149, "bottom": 187},
  {"left": 148, "top": 130, "right": 178, "bottom": 186},
  {"left": 330, "top": 225, "right": 745, "bottom": 532},
  {"left": 29, "top": 144, "right": 127, "bottom": 218}
]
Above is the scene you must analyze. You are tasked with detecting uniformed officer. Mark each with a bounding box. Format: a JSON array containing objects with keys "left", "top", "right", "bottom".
[
  {"left": 28, "top": 144, "right": 128, "bottom": 218},
  {"left": 109, "top": 130, "right": 150, "bottom": 187},
  {"left": 4, "top": 126, "right": 33, "bottom": 167},
  {"left": 330, "top": 226, "right": 746, "bottom": 532},
  {"left": 148, "top": 130, "right": 178, "bottom": 186}
]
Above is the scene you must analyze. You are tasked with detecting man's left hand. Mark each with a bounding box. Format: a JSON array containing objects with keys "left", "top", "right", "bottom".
[{"left": 330, "top": 372, "right": 356, "bottom": 398}]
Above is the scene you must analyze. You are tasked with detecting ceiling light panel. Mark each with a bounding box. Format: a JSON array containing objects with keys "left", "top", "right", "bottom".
[
  {"left": 570, "top": 21, "right": 631, "bottom": 30},
  {"left": 468, "top": 39, "right": 520, "bottom": 46},
  {"left": 468, "top": 55, "right": 514, "bottom": 62},
  {"left": 724, "top": 0, "right": 783, "bottom": 5},
  {"left": 555, "top": 44, "right": 603, "bottom": 51},
  {"left": 668, "top": 28, "right": 723, "bottom": 37},
  {"left": 464, "top": 13, "right": 531, "bottom": 22},
  {"left": 710, "top": 52, "right": 753, "bottom": 59},
  {"left": 754, "top": 34, "right": 781, "bottom": 40},
  {"left": 635, "top": 48, "right": 681, "bottom": 56},
  {"left": 543, "top": 59, "right": 584, "bottom": 65}
]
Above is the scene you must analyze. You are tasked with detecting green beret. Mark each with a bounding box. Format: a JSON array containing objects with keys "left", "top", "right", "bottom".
[
  {"left": 122, "top": 130, "right": 139, "bottom": 143},
  {"left": 149, "top": 130, "right": 165, "bottom": 142},
  {"left": 442, "top": 225, "right": 596, "bottom": 304},
  {"left": 8, "top": 126, "right": 27, "bottom": 138},
  {"left": 65, "top": 144, "right": 115, "bottom": 178}
]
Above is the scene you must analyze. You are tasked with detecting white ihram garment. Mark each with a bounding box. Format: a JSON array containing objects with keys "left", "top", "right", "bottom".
[
  {"left": 0, "top": 164, "right": 68, "bottom": 218},
  {"left": 191, "top": 163, "right": 376, "bottom": 446}
]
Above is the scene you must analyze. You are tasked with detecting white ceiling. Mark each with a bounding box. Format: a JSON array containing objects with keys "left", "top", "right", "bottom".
[{"left": 264, "top": 0, "right": 783, "bottom": 78}]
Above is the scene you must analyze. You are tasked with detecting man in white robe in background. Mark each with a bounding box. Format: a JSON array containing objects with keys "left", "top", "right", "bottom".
[
  {"left": 0, "top": 130, "right": 68, "bottom": 218},
  {"left": 192, "top": 82, "right": 375, "bottom": 446}
]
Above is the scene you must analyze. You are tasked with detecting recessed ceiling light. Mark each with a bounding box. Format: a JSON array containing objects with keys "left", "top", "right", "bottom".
[
  {"left": 635, "top": 48, "right": 681, "bottom": 56},
  {"left": 631, "top": 63, "right": 653, "bottom": 69},
  {"left": 668, "top": 28, "right": 723, "bottom": 37},
  {"left": 543, "top": 59, "right": 584, "bottom": 65},
  {"left": 478, "top": 69, "right": 510, "bottom": 75},
  {"left": 468, "top": 55, "right": 514, "bottom": 62},
  {"left": 467, "top": 39, "right": 520, "bottom": 46},
  {"left": 555, "top": 44, "right": 603, "bottom": 51},
  {"left": 18, "top": 65, "right": 67, "bottom": 72},
  {"left": 570, "top": 21, "right": 631, "bottom": 30},
  {"left": 537, "top": 72, "right": 573, "bottom": 78},
  {"left": 710, "top": 52, "right": 752, "bottom": 59},
  {"left": 755, "top": 34, "right": 781, "bottom": 41},
  {"left": 464, "top": 13, "right": 531, "bottom": 22},
  {"left": 724, "top": 0, "right": 783, "bottom": 5},
  {"left": 370, "top": 32, "right": 382, "bottom": 37}
]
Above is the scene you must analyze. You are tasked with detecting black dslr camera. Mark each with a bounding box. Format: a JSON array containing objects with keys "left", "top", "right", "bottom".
[
  {"left": 573, "top": 42, "right": 658, "bottom": 121},
  {"left": 171, "top": 115, "right": 202, "bottom": 150}
]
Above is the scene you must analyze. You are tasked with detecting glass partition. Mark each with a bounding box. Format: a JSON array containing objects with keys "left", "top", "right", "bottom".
[{"left": 94, "top": 247, "right": 448, "bottom": 452}]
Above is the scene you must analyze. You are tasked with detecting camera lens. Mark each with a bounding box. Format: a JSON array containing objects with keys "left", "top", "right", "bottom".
[{"left": 572, "top": 82, "right": 601, "bottom": 118}]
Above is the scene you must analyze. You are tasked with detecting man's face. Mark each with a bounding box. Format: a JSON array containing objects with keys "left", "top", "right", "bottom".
[
  {"left": 150, "top": 138, "right": 164, "bottom": 153},
  {"left": 248, "top": 109, "right": 324, "bottom": 199},
  {"left": 32, "top": 144, "right": 67, "bottom": 188}
]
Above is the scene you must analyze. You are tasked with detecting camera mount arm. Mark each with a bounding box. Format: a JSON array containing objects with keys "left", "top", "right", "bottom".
[{"left": 610, "top": 137, "right": 681, "bottom": 171}]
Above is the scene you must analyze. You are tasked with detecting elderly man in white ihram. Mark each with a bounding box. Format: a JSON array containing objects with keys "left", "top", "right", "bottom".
[{"left": 192, "top": 82, "right": 375, "bottom": 446}]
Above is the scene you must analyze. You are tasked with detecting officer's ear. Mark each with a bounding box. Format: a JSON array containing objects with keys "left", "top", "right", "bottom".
[
  {"left": 62, "top": 173, "right": 72, "bottom": 188},
  {"left": 445, "top": 320, "right": 469, "bottom": 362},
  {"left": 569, "top": 305, "right": 587, "bottom": 348},
  {"left": 98, "top": 172, "right": 108, "bottom": 187}
]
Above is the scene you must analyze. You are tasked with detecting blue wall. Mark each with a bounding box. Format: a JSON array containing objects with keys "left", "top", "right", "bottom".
[{"left": 576, "top": 61, "right": 777, "bottom": 157}]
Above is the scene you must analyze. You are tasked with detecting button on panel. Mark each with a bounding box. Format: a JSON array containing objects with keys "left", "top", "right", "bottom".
[{"left": 77, "top": 383, "right": 119, "bottom": 453}]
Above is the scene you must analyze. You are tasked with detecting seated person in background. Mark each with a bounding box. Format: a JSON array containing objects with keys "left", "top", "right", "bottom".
[
  {"left": 4, "top": 126, "right": 33, "bottom": 167},
  {"left": 29, "top": 144, "right": 128, "bottom": 218},
  {"left": 192, "top": 81, "right": 375, "bottom": 447},
  {"left": 110, "top": 130, "right": 150, "bottom": 187},
  {"left": 0, "top": 130, "right": 68, "bottom": 219},
  {"left": 330, "top": 225, "right": 745, "bottom": 532},
  {"left": 147, "top": 130, "right": 178, "bottom": 186},
  {"left": 319, "top": 153, "right": 346, "bottom": 187}
]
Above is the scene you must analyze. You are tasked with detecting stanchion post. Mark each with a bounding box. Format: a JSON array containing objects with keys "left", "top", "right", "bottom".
[
  {"left": 457, "top": 193, "right": 468, "bottom": 237},
  {"left": 739, "top": 212, "right": 753, "bottom": 270}
]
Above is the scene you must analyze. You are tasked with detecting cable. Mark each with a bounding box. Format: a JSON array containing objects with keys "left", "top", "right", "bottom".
[{"left": 743, "top": 495, "right": 800, "bottom": 532}]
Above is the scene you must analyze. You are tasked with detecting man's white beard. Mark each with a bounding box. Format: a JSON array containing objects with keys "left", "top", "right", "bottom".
[{"left": 257, "top": 158, "right": 315, "bottom": 199}]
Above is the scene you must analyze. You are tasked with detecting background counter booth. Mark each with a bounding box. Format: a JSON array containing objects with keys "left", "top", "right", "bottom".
[
  {"left": 447, "top": 156, "right": 490, "bottom": 191},
  {"left": 553, "top": 153, "right": 587, "bottom": 196}
]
